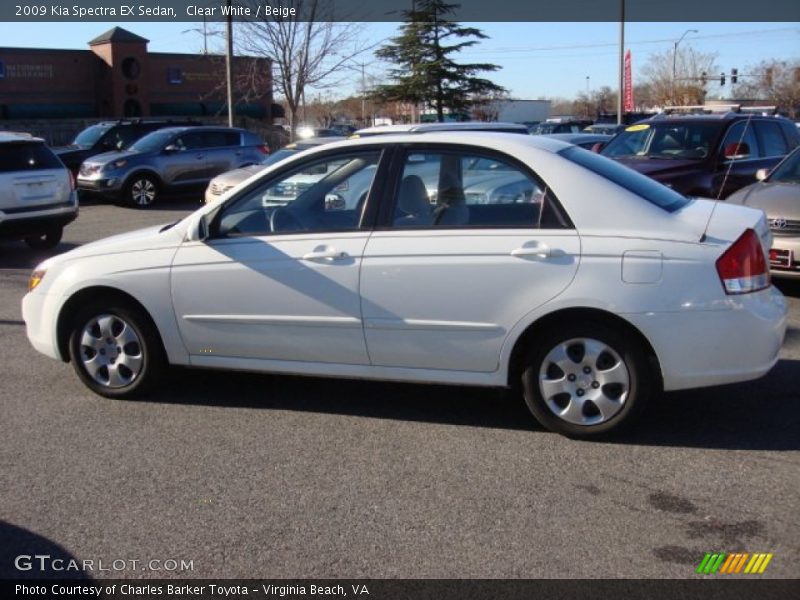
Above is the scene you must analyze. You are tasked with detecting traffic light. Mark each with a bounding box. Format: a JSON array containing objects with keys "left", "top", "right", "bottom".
[
  {"left": 701, "top": 71, "right": 707, "bottom": 85},
  {"left": 731, "top": 68, "right": 738, "bottom": 84},
  {"left": 720, "top": 72, "right": 726, "bottom": 86}
]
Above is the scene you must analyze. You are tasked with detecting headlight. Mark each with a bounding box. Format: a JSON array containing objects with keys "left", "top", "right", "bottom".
[
  {"left": 29, "top": 268, "right": 46, "bottom": 292},
  {"left": 105, "top": 159, "right": 127, "bottom": 171}
]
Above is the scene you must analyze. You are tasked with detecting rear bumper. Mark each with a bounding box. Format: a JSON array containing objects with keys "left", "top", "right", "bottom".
[
  {"left": 0, "top": 203, "right": 78, "bottom": 240},
  {"left": 625, "top": 285, "right": 788, "bottom": 391}
]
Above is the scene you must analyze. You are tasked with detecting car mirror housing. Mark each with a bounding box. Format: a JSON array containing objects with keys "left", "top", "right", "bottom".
[
  {"left": 185, "top": 213, "right": 209, "bottom": 242},
  {"left": 755, "top": 168, "right": 770, "bottom": 181},
  {"left": 164, "top": 144, "right": 180, "bottom": 154}
]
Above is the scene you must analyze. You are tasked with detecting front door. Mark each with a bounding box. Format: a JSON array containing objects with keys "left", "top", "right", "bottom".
[{"left": 170, "top": 149, "right": 384, "bottom": 365}]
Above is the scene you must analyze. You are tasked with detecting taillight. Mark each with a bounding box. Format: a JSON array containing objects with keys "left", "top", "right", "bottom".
[
  {"left": 716, "top": 229, "right": 770, "bottom": 295},
  {"left": 258, "top": 144, "right": 270, "bottom": 155}
]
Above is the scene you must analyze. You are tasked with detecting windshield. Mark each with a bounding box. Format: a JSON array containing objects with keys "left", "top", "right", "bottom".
[
  {"left": 530, "top": 123, "right": 561, "bottom": 134},
  {"left": 128, "top": 130, "right": 175, "bottom": 153},
  {"left": 72, "top": 124, "right": 112, "bottom": 148},
  {"left": 602, "top": 121, "right": 724, "bottom": 160},
  {"left": 768, "top": 148, "right": 800, "bottom": 184},
  {"left": 559, "top": 146, "right": 690, "bottom": 213}
]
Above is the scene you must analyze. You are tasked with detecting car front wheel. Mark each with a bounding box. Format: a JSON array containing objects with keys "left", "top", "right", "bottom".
[
  {"left": 521, "top": 321, "right": 651, "bottom": 437},
  {"left": 126, "top": 175, "right": 159, "bottom": 208},
  {"left": 68, "top": 303, "right": 166, "bottom": 398}
]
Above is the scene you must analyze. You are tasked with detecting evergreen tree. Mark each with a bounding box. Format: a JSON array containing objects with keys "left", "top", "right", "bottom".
[{"left": 373, "top": 0, "right": 505, "bottom": 122}]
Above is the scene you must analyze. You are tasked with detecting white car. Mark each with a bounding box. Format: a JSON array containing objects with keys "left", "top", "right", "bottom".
[
  {"left": 23, "top": 133, "right": 786, "bottom": 438},
  {"left": 0, "top": 132, "right": 78, "bottom": 248}
]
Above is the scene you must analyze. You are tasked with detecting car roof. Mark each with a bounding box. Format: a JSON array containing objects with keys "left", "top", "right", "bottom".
[
  {"left": 0, "top": 131, "right": 44, "bottom": 144},
  {"left": 295, "top": 130, "right": 572, "bottom": 156},
  {"left": 353, "top": 121, "right": 529, "bottom": 136},
  {"left": 541, "top": 133, "right": 609, "bottom": 142},
  {"left": 148, "top": 126, "right": 245, "bottom": 135},
  {"left": 285, "top": 136, "right": 346, "bottom": 150}
]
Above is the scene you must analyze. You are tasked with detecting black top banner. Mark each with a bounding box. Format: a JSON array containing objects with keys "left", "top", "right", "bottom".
[{"left": 2, "top": 0, "right": 800, "bottom": 22}]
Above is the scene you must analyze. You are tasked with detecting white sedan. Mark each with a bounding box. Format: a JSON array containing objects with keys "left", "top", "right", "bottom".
[{"left": 22, "top": 133, "right": 787, "bottom": 438}]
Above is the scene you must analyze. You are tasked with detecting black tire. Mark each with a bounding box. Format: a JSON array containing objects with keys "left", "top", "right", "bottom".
[
  {"left": 125, "top": 174, "right": 159, "bottom": 208},
  {"left": 67, "top": 301, "right": 166, "bottom": 398},
  {"left": 521, "top": 320, "right": 652, "bottom": 438},
  {"left": 24, "top": 227, "right": 63, "bottom": 249}
]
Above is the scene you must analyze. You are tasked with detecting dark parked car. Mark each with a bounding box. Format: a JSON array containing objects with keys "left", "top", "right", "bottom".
[
  {"left": 55, "top": 119, "right": 201, "bottom": 176},
  {"left": 530, "top": 118, "right": 593, "bottom": 135},
  {"left": 600, "top": 111, "right": 800, "bottom": 198},
  {"left": 77, "top": 126, "right": 269, "bottom": 207}
]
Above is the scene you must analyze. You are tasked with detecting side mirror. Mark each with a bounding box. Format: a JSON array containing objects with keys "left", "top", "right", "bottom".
[
  {"left": 164, "top": 144, "right": 180, "bottom": 154},
  {"left": 185, "top": 213, "right": 209, "bottom": 242},
  {"left": 591, "top": 142, "right": 606, "bottom": 153},
  {"left": 115, "top": 140, "right": 125, "bottom": 151},
  {"left": 723, "top": 142, "right": 750, "bottom": 160},
  {"left": 755, "top": 168, "right": 770, "bottom": 181}
]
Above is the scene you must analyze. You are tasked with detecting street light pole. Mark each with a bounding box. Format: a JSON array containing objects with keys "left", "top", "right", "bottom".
[
  {"left": 671, "top": 28, "right": 698, "bottom": 105},
  {"left": 225, "top": 0, "right": 234, "bottom": 127}
]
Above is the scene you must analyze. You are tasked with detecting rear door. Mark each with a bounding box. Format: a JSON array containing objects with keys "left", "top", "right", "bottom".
[
  {"left": 0, "top": 141, "right": 70, "bottom": 211},
  {"left": 203, "top": 130, "right": 243, "bottom": 178},
  {"left": 359, "top": 145, "right": 580, "bottom": 373},
  {"left": 714, "top": 119, "right": 773, "bottom": 197}
]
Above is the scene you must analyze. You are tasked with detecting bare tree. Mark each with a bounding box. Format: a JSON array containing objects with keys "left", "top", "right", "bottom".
[
  {"left": 736, "top": 59, "right": 800, "bottom": 118},
  {"left": 237, "top": 0, "right": 375, "bottom": 138},
  {"left": 641, "top": 46, "right": 719, "bottom": 106}
]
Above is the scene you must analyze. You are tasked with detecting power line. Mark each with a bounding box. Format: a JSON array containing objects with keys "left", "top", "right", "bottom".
[{"left": 458, "top": 27, "right": 799, "bottom": 56}]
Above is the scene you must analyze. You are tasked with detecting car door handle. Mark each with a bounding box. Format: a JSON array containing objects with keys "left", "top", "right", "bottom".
[
  {"left": 511, "top": 244, "right": 560, "bottom": 259},
  {"left": 302, "top": 249, "right": 348, "bottom": 261}
]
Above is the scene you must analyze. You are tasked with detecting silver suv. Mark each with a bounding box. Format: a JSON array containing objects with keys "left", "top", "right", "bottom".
[
  {"left": 77, "top": 126, "right": 268, "bottom": 207},
  {"left": 0, "top": 132, "right": 78, "bottom": 249}
]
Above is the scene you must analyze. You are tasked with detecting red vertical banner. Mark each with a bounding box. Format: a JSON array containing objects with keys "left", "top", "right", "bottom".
[{"left": 623, "top": 50, "right": 634, "bottom": 113}]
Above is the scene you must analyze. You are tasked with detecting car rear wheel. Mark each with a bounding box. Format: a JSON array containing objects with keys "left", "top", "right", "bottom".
[
  {"left": 126, "top": 175, "right": 159, "bottom": 208},
  {"left": 68, "top": 302, "right": 166, "bottom": 398},
  {"left": 24, "top": 227, "right": 63, "bottom": 249},
  {"left": 521, "top": 321, "right": 651, "bottom": 437}
]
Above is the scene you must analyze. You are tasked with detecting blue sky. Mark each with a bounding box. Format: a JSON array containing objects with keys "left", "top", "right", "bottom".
[{"left": 3, "top": 21, "right": 798, "bottom": 99}]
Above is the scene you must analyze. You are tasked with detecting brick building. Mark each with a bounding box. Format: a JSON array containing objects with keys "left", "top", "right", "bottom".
[{"left": 0, "top": 27, "right": 276, "bottom": 121}]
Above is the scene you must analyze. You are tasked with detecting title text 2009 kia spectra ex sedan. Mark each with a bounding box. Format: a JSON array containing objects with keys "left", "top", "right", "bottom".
[{"left": 22, "top": 133, "right": 788, "bottom": 438}]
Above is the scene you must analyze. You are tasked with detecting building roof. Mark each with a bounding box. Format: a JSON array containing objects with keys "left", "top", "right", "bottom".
[{"left": 88, "top": 27, "right": 149, "bottom": 46}]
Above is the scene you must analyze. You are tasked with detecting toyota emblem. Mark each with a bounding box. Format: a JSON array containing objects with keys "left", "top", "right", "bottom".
[{"left": 771, "top": 217, "right": 788, "bottom": 229}]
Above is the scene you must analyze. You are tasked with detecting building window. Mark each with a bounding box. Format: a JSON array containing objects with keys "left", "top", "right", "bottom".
[
  {"left": 121, "top": 57, "right": 141, "bottom": 80},
  {"left": 167, "top": 68, "right": 183, "bottom": 84}
]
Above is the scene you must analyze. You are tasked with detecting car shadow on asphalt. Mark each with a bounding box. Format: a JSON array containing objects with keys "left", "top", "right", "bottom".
[
  {"left": 143, "top": 357, "right": 800, "bottom": 451},
  {"left": 0, "top": 521, "right": 92, "bottom": 580}
]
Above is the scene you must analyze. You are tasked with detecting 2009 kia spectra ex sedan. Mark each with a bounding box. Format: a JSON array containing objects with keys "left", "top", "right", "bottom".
[{"left": 23, "top": 133, "right": 787, "bottom": 438}]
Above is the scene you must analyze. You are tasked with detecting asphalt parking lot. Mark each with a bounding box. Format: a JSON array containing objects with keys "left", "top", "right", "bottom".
[{"left": 1, "top": 197, "right": 798, "bottom": 579}]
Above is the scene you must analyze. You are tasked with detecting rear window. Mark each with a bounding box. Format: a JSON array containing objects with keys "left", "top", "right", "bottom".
[
  {"left": 0, "top": 142, "right": 63, "bottom": 172},
  {"left": 558, "top": 146, "right": 690, "bottom": 213}
]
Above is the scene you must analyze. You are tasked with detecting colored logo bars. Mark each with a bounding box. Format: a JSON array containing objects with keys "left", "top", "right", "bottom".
[{"left": 696, "top": 552, "right": 774, "bottom": 574}]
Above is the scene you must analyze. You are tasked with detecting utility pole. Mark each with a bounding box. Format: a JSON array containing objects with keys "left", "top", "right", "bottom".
[
  {"left": 672, "top": 29, "right": 698, "bottom": 105},
  {"left": 617, "top": 0, "right": 624, "bottom": 125},
  {"left": 361, "top": 63, "right": 366, "bottom": 125},
  {"left": 225, "top": 0, "right": 234, "bottom": 127}
]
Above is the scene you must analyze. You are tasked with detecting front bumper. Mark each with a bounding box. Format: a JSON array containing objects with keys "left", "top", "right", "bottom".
[
  {"left": 77, "top": 170, "right": 125, "bottom": 197},
  {"left": 768, "top": 235, "right": 800, "bottom": 279},
  {"left": 22, "top": 290, "right": 63, "bottom": 361}
]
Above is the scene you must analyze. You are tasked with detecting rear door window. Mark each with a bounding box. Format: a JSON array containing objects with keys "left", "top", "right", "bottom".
[
  {"left": 0, "top": 142, "right": 62, "bottom": 172},
  {"left": 390, "top": 149, "right": 570, "bottom": 229},
  {"left": 754, "top": 121, "right": 789, "bottom": 158},
  {"left": 719, "top": 121, "right": 759, "bottom": 159}
]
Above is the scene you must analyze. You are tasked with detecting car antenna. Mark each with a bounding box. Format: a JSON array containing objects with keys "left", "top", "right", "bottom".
[{"left": 699, "top": 112, "right": 753, "bottom": 243}]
